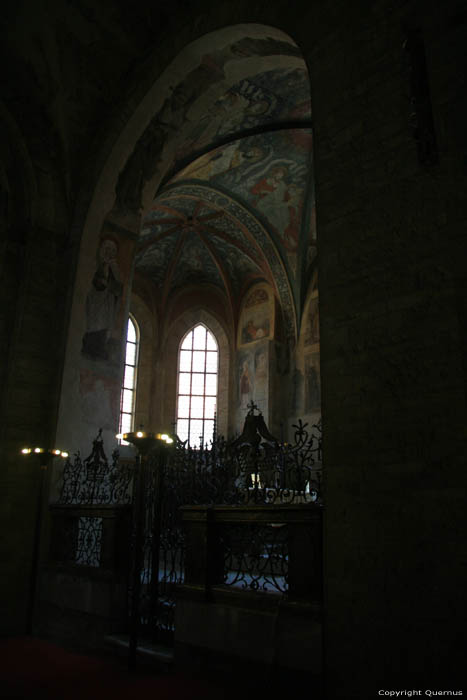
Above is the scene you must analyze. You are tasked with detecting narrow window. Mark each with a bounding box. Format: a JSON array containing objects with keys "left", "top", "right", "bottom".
[
  {"left": 119, "top": 315, "right": 139, "bottom": 444},
  {"left": 176, "top": 324, "right": 218, "bottom": 447}
]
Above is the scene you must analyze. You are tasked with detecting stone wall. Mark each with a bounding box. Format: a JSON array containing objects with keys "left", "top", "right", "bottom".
[
  {"left": 0, "top": 2, "right": 466, "bottom": 697},
  {"left": 307, "top": 1, "right": 467, "bottom": 694}
]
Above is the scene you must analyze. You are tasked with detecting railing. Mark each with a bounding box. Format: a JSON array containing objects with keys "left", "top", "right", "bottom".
[
  {"left": 48, "top": 415, "right": 323, "bottom": 645},
  {"left": 49, "top": 429, "right": 134, "bottom": 570},
  {"left": 49, "top": 504, "right": 131, "bottom": 572},
  {"left": 167, "top": 416, "right": 323, "bottom": 507},
  {"left": 58, "top": 429, "right": 133, "bottom": 506},
  {"left": 180, "top": 503, "right": 323, "bottom": 601}
]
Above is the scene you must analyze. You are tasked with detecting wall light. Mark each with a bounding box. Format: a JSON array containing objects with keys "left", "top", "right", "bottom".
[{"left": 21, "top": 447, "right": 69, "bottom": 459}]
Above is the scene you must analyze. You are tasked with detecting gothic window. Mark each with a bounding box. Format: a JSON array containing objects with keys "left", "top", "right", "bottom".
[
  {"left": 176, "top": 324, "right": 218, "bottom": 447},
  {"left": 119, "top": 315, "right": 139, "bottom": 444}
]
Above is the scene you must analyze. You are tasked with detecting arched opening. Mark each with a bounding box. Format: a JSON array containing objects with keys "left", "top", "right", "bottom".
[
  {"left": 128, "top": 25, "right": 318, "bottom": 440},
  {"left": 176, "top": 323, "right": 218, "bottom": 447},
  {"left": 55, "top": 23, "right": 319, "bottom": 451},
  {"left": 118, "top": 314, "right": 139, "bottom": 444}
]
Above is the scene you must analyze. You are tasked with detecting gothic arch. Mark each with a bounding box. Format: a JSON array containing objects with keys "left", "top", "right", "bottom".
[
  {"left": 129, "top": 292, "right": 158, "bottom": 431},
  {"left": 56, "top": 21, "right": 313, "bottom": 449},
  {"left": 164, "top": 309, "right": 230, "bottom": 437}
]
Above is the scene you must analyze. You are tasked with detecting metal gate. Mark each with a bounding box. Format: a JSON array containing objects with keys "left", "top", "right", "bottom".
[
  {"left": 127, "top": 443, "right": 185, "bottom": 651},
  {"left": 127, "top": 411, "right": 323, "bottom": 653},
  {"left": 52, "top": 413, "right": 322, "bottom": 656}
]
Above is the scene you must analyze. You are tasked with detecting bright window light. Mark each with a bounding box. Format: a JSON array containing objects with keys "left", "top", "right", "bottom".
[
  {"left": 176, "top": 324, "right": 218, "bottom": 448},
  {"left": 118, "top": 315, "right": 139, "bottom": 445}
]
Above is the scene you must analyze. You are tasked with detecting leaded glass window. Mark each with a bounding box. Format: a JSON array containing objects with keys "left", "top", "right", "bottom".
[
  {"left": 176, "top": 324, "right": 218, "bottom": 447},
  {"left": 119, "top": 315, "right": 139, "bottom": 444}
]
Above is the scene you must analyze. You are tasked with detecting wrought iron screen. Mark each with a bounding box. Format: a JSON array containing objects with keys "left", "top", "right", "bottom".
[
  {"left": 58, "top": 429, "right": 133, "bottom": 506},
  {"left": 53, "top": 430, "right": 134, "bottom": 568},
  {"left": 221, "top": 522, "right": 289, "bottom": 593},
  {"left": 52, "top": 416, "right": 322, "bottom": 645},
  {"left": 136, "top": 415, "right": 322, "bottom": 642}
]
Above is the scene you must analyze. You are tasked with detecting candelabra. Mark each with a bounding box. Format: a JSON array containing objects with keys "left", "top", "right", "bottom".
[
  {"left": 115, "top": 429, "right": 173, "bottom": 669},
  {"left": 20, "top": 446, "right": 68, "bottom": 633}
]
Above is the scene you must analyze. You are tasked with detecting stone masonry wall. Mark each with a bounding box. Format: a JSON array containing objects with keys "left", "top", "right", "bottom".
[{"left": 306, "top": 1, "right": 467, "bottom": 694}]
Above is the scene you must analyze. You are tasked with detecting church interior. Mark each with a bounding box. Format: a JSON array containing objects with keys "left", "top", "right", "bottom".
[{"left": 1, "top": 1, "right": 466, "bottom": 697}]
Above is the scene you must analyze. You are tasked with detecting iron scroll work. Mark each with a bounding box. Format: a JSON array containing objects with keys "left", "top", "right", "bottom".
[
  {"left": 54, "top": 429, "right": 133, "bottom": 568},
  {"left": 134, "top": 404, "right": 322, "bottom": 642},
  {"left": 53, "top": 408, "right": 322, "bottom": 642},
  {"left": 56, "top": 410, "right": 323, "bottom": 508},
  {"left": 58, "top": 429, "right": 133, "bottom": 506},
  {"left": 167, "top": 405, "right": 323, "bottom": 507}
]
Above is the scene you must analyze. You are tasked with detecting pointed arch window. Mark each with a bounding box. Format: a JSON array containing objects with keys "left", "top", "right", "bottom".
[
  {"left": 176, "top": 324, "right": 218, "bottom": 447},
  {"left": 119, "top": 315, "right": 139, "bottom": 444}
]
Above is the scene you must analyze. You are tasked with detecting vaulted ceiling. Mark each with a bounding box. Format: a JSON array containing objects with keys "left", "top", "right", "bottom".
[{"left": 133, "top": 32, "right": 315, "bottom": 338}]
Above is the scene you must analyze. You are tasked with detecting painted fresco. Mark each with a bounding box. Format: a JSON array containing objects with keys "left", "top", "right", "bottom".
[
  {"left": 170, "top": 129, "right": 310, "bottom": 262},
  {"left": 141, "top": 203, "right": 183, "bottom": 230},
  {"left": 134, "top": 47, "right": 312, "bottom": 343},
  {"left": 237, "top": 339, "right": 269, "bottom": 415},
  {"left": 241, "top": 317, "right": 270, "bottom": 344},
  {"left": 174, "top": 67, "right": 311, "bottom": 162},
  {"left": 206, "top": 211, "right": 254, "bottom": 247},
  {"left": 138, "top": 189, "right": 269, "bottom": 302},
  {"left": 239, "top": 285, "right": 273, "bottom": 346},
  {"left": 79, "top": 369, "right": 120, "bottom": 432},
  {"left": 141, "top": 195, "right": 217, "bottom": 237},
  {"left": 253, "top": 344, "right": 268, "bottom": 408},
  {"left": 81, "top": 236, "right": 124, "bottom": 364},
  {"left": 210, "top": 236, "right": 263, "bottom": 295},
  {"left": 75, "top": 228, "right": 135, "bottom": 453},
  {"left": 238, "top": 349, "right": 254, "bottom": 410},
  {"left": 135, "top": 235, "right": 180, "bottom": 285},
  {"left": 304, "top": 295, "right": 320, "bottom": 346},
  {"left": 245, "top": 288, "right": 268, "bottom": 307},
  {"left": 170, "top": 230, "right": 224, "bottom": 290},
  {"left": 117, "top": 36, "right": 307, "bottom": 211},
  {"left": 304, "top": 352, "right": 321, "bottom": 413},
  {"left": 142, "top": 184, "right": 296, "bottom": 340},
  {"left": 138, "top": 196, "right": 264, "bottom": 298}
]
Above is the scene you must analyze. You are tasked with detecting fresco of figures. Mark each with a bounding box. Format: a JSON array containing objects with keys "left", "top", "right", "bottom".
[
  {"left": 81, "top": 233, "right": 134, "bottom": 366},
  {"left": 304, "top": 294, "right": 320, "bottom": 347},
  {"left": 238, "top": 286, "right": 274, "bottom": 347},
  {"left": 237, "top": 340, "right": 269, "bottom": 415},
  {"left": 174, "top": 66, "right": 311, "bottom": 162},
  {"left": 138, "top": 196, "right": 265, "bottom": 298},
  {"left": 78, "top": 230, "right": 135, "bottom": 445},
  {"left": 116, "top": 35, "right": 311, "bottom": 208},
  {"left": 171, "top": 128, "right": 311, "bottom": 266}
]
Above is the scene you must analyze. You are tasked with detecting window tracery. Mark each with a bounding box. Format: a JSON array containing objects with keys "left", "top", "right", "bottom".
[
  {"left": 118, "top": 315, "right": 139, "bottom": 444},
  {"left": 176, "top": 324, "right": 218, "bottom": 447}
]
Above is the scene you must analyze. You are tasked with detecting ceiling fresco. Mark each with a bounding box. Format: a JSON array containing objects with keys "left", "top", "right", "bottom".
[
  {"left": 136, "top": 183, "right": 297, "bottom": 338},
  {"left": 172, "top": 67, "right": 311, "bottom": 167},
  {"left": 169, "top": 230, "right": 225, "bottom": 292},
  {"left": 170, "top": 129, "right": 311, "bottom": 264},
  {"left": 133, "top": 39, "right": 314, "bottom": 341},
  {"left": 116, "top": 32, "right": 307, "bottom": 210},
  {"left": 135, "top": 191, "right": 269, "bottom": 310}
]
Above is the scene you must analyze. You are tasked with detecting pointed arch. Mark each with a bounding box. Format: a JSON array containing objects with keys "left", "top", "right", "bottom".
[
  {"left": 118, "top": 314, "right": 140, "bottom": 443},
  {"left": 164, "top": 309, "right": 230, "bottom": 439},
  {"left": 176, "top": 323, "right": 219, "bottom": 446}
]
